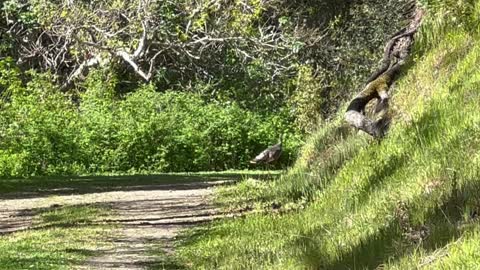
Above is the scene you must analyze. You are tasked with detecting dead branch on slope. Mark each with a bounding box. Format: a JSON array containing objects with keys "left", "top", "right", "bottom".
[{"left": 345, "top": 4, "right": 424, "bottom": 138}]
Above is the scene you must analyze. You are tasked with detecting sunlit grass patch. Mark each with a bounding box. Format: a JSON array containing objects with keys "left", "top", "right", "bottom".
[
  {"left": 0, "top": 205, "right": 113, "bottom": 270},
  {"left": 175, "top": 2, "right": 480, "bottom": 269},
  {"left": 39, "top": 204, "right": 111, "bottom": 227}
]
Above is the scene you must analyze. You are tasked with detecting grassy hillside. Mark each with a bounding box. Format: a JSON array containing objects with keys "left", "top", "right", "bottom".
[{"left": 174, "top": 1, "right": 480, "bottom": 269}]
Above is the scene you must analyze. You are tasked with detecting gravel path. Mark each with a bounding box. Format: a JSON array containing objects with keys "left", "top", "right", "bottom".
[{"left": 0, "top": 181, "right": 228, "bottom": 269}]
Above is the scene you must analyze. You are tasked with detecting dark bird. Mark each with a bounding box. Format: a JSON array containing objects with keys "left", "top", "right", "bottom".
[{"left": 250, "top": 136, "right": 283, "bottom": 165}]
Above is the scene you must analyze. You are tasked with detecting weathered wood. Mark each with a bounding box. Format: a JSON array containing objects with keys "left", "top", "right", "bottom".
[{"left": 345, "top": 4, "right": 423, "bottom": 138}]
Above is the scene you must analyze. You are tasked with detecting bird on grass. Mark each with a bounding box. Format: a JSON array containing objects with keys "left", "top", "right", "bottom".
[{"left": 250, "top": 135, "right": 283, "bottom": 165}]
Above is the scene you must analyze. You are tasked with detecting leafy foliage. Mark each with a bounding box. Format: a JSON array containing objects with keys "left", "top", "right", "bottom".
[
  {"left": 0, "top": 67, "right": 299, "bottom": 177},
  {"left": 1, "top": 0, "right": 413, "bottom": 130},
  {"left": 0, "top": 66, "right": 81, "bottom": 176},
  {"left": 0, "top": 0, "right": 418, "bottom": 177}
]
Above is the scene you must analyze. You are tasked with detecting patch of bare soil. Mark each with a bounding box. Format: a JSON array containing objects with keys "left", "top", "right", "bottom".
[{"left": 0, "top": 181, "right": 229, "bottom": 269}]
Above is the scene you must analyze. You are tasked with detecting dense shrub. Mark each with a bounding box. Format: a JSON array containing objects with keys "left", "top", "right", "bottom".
[
  {"left": 0, "top": 68, "right": 82, "bottom": 177},
  {"left": 0, "top": 68, "right": 300, "bottom": 177},
  {"left": 0, "top": 0, "right": 416, "bottom": 177}
]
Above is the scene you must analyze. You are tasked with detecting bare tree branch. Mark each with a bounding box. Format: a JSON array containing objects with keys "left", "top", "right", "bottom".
[{"left": 345, "top": 5, "right": 424, "bottom": 138}]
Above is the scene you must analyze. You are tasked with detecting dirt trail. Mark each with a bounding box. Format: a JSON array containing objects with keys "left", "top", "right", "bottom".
[{"left": 0, "top": 181, "right": 228, "bottom": 269}]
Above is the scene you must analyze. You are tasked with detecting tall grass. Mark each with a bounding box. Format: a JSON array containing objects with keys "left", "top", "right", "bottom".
[{"left": 174, "top": 1, "right": 480, "bottom": 269}]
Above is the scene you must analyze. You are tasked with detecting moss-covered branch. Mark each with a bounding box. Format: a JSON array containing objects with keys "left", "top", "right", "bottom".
[{"left": 345, "top": 4, "right": 424, "bottom": 138}]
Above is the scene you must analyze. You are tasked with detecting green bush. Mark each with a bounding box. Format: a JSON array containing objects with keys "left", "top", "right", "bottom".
[
  {"left": 0, "top": 68, "right": 300, "bottom": 177},
  {"left": 0, "top": 67, "right": 82, "bottom": 177},
  {"left": 77, "top": 73, "right": 299, "bottom": 173}
]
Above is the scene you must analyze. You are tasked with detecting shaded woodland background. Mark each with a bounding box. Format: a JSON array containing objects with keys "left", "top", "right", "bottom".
[{"left": 0, "top": 0, "right": 410, "bottom": 176}]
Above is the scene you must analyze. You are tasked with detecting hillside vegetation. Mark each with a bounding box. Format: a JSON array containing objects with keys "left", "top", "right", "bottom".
[{"left": 175, "top": 0, "right": 480, "bottom": 268}]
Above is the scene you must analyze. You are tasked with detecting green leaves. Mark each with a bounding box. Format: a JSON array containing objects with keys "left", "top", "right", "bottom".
[
  {"left": 0, "top": 69, "right": 80, "bottom": 177},
  {"left": 0, "top": 69, "right": 300, "bottom": 176}
]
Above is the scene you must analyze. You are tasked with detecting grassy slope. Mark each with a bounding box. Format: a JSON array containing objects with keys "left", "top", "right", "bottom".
[
  {"left": 0, "top": 205, "right": 112, "bottom": 269},
  {"left": 176, "top": 1, "right": 480, "bottom": 269}
]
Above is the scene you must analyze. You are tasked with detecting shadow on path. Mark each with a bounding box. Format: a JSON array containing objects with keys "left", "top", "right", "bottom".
[
  {"left": 0, "top": 172, "right": 278, "bottom": 200},
  {"left": 0, "top": 174, "right": 246, "bottom": 269}
]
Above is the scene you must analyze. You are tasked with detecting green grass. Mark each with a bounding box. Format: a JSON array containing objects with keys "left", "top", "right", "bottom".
[
  {"left": 173, "top": 1, "right": 480, "bottom": 269},
  {"left": 0, "top": 171, "right": 273, "bottom": 269},
  {"left": 0, "top": 205, "right": 113, "bottom": 270},
  {"left": 147, "top": 244, "right": 186, "bottom": 270}
]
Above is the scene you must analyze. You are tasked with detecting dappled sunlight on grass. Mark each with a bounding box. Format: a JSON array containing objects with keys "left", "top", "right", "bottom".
[
  {"left": 0, "top": 205, "right": 113, "bottom": 270},
  {"left": 175, "top": 4, "right": 480, "bottom": 269}
]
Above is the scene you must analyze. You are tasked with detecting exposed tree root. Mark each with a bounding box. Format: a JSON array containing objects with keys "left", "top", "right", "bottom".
[{"left": 345, "top": 3, "right": 424, "bottom": 138}]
